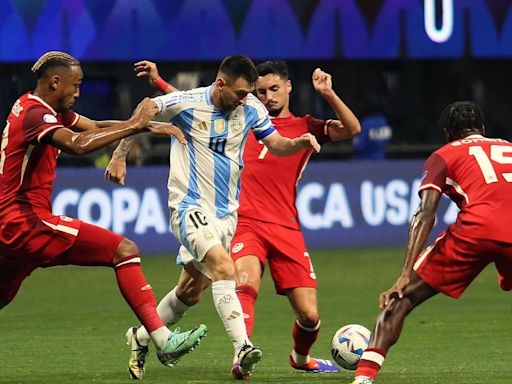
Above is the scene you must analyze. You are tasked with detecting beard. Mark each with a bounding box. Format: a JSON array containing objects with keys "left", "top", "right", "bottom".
[{"left": 268, "top": 105, "right": 283, "bottom": 117}]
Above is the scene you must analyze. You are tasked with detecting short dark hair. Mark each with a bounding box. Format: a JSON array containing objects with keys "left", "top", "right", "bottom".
[
  {"left": 218, "top": 55, "right": 258, "bottom": 85},
  {"left": 256, "top": 60, "right": 289, "bottom": 79},
  {"left": 438, "top": 101, "right": 484, "bottom": 139},
  {"left": 31, "top": 51, "right": 80, "bottom": 79}
]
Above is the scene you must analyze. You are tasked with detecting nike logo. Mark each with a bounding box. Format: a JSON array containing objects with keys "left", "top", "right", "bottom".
[{"left": 141, "top": 284, "right": 152, "bottom": 291}]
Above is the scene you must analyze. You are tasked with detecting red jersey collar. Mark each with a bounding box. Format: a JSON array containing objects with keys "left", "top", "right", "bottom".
[{"left": 27, "top": 92, "right": 58, "bottom": 115}]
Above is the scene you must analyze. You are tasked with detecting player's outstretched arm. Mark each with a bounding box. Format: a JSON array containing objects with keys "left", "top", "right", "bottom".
[
  {"left": 312, "top": 68, "right": 361, "bottom": 142},
  {"left": 379, "top": 188, "right": 440, "bottom": 309},
  {"left": 262, "top": 132, "right": 321, "bottom": 156},
  {"left": 134, "top": 60, "right": 178, "bottom": 94},
  {"left": 105, "top": 140, "right": 132, "bottom": 185},
  {"left": 69, "top": 116, "right": 124, "bottom": 132},
  {"left": 47, "top": 98, "right": 158, "bottom": 156},
  {"left": 105, "top": 118, "right": 186, "bottom": 185}
]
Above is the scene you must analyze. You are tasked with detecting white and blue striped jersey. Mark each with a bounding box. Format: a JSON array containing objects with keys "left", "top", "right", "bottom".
[{"left": 152, "top": 85, "right": 275, "bottom": 218}]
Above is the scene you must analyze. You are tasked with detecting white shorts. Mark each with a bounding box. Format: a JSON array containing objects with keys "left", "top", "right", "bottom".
[{"left": 170, "top": 205, "right": 237, "bottom": 277}]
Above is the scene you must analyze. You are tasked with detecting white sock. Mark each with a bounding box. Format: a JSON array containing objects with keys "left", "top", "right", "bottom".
[
  {"left": 157, "top": 287, "right": 189, "bottom": 325},
  {"left": 211, "top": 280, "right": 251, "bottom": 354},
  {"left": 291, "top": 350, "right": 309, "bottom": 366},
  {"left": 149, "top": 326, "right": 171, "bottom": 350},
  {"left": 136, "top": 287, "right": 189, "bottom": 346}
]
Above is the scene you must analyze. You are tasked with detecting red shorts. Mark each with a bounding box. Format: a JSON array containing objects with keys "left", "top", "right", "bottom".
[
  {"left": 231, "top": 217, "right": 317, "bottom": 294},
  {"left": 414, "top": 228, "right": 512, "bottom": 299},
  {"left": 0, "top": 212, "right": 124, "bottom": 302}
]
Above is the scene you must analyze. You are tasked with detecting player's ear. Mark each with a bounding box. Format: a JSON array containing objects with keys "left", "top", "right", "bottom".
[
  {"left": 216, "top": 77, "right": 227, "bottom": 90},
  {"left": 286, "top": 79, "right": 292, "bottom": 94},
  {"left": 49, "top": 75, "right": 60, "bottom": 91}
]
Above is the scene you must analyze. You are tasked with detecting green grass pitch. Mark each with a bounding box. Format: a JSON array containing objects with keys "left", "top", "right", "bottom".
[{"left": 2, "top": 248, "right": 511, "bottom": 383}]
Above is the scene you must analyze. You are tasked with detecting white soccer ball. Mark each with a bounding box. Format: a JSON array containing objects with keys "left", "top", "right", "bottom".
[{"left": 331, "top": 324, "right": 371, "bottom": 370}]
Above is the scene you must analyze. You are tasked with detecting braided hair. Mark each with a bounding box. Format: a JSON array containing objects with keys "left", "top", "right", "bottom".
[
  {"left": 31, "top": 51, "right": 80, "bottom": 79},
  {"left": 438, "top": 101, "right": 484, "bottom": 141}
]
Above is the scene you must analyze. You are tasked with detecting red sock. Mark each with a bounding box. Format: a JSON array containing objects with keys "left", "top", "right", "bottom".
[
  {"left": 114, "top": 255, "right": 164, "bottom": 333},
  {"left": 293, "top": 320, "right": 320, "bottom": 356},
  {"left": 236, "top": 284, "right": 258, "bottom": 338},
  {"left": 355, "top": 348, "right": 387, "bottom": 379}
]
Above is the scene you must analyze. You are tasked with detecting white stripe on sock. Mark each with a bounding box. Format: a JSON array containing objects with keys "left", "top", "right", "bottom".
[
  {"left": 115, "top": 257, "right": 141, "bottom": 268},
  {"left": 360, "top": 350, "right": 385, "bottom": 366},
  {"left": 296, "top": 319, "right": 321, "bottom": 332}
]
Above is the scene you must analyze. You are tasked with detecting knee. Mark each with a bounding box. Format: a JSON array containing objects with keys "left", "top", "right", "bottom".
[
  {"left": 176, "top": 285, "right": 203, "bottom": 306},
  {"left": 210, "top": 259, "right": 235, "bottom": 281},
  {"left": 235, "top": 258, "right": 262, "bottom": 290},
  {"left": 235, "top": 268, "right": 260, "bottom": 289},
  {"left": 378, "top": 298, "right": 412, "bottom": 329},
  {"left": 113, "top": 238, "right": 139, "bottom": 264},
  {"left": 297, "top": 308, "right": 320, "bottom": 328}
]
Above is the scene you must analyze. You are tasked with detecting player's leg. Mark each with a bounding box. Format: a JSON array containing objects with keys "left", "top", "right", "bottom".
[
  {"left": 264, "top": 225, "right": 330, "bottom": 370},
  {"left": 135, "top": 263, "right": 211, "bottom": 344},
  {"left": 162, "top": 261, "right": 212, "bottom": 319},
  {"left": 127, "top": 262, "right": 211, "bottom": 379},
  {"left": 353, "top": 230, "right": 487, "bottom": 383},
  {"left": 286, "top": 287, "right": 339, "bottom": 373},
  {"left": 203, "top": 244, "right": 261, "bottom": 351},
  {"left": 174, "top": 207, "right": 262, "bottom": 378},
  {"left": 112, "top": 238, "right": 175, "bottom": 349},
  {"left": 352, "top": 271, "right": 437, "bottom": 384},
  {"left": 176, "top": 207, "right": 252, "bottom": 351},
  {"left": 233, "top": 255, "right": 262, "bottom": 338},
  {"left": 491, "top": 239, "right": 512, "bottom": 293},
  {"left": 201, "top": 244, "right": 263, "bottom": 379},
  {"left": 0, "top": 255, "right": 38, "bottom": 311},
  {"left": 0, "top": 213, "right": 82, "bottom": 311},
  {"left": 61, "top": 222, "right": 206, "bottom": 372},
  {"left": 60, "top": 223, "right": 172, "bottom": 349},
  {"left": 287, "top": 287, "right": 319, "bottom": 362},
  {"left": 231, "top": 222, "right": 267, "bottom": 339}
]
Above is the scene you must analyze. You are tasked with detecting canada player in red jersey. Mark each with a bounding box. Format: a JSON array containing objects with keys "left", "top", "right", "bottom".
[
  {"left": 351, "top": 101, "right": 512, "bottom": 384},
  {"left": 0, "top": 51, "right": 206, "bottom": 372},
  {"left": 231, "top": 60, "right": 360, "bottom": 375}
]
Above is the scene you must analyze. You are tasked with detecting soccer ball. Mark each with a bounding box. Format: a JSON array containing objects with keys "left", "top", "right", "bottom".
[{"left": 331, "top": 324, "right": 371, "bottom": 370}]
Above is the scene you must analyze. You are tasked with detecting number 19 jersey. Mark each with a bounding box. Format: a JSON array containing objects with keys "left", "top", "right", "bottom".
[{"left": 419, "top": 134, "right": 512, "bottom": 242}]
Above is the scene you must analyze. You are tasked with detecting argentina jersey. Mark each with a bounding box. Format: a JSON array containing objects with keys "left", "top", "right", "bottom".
[{"left": 152, "top": 86, "right": 275, "bottom": 218}]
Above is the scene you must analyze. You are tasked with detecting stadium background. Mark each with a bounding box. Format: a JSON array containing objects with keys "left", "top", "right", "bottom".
[
  {"left": 2, "top": 2, "right": 512, "bottom": 384},
  {"left": 2, "top": 0, "right": 510, "bottom": 253}
]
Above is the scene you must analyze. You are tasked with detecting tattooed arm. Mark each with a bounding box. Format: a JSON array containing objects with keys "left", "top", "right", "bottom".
[{"left": 104, "top": 137, "right": 134, "bottom": 185}]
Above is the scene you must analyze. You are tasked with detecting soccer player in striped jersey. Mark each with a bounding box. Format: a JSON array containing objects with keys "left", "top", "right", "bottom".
[
  {"left": 106, "top": 55, "right": 321, "bottom": 380},
  {"left": 351, "top": 102, "right": 512, "bottom": 384},
  {"left": 0, "top": 51, "right": 206, "bottom": 370}
]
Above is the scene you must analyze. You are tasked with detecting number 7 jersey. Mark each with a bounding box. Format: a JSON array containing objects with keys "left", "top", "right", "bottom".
[{"left": 419, "top": 134, "right": 512, "bottom": 242}]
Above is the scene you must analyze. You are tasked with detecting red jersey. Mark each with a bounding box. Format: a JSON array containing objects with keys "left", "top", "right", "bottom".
[
  {"left": 419, "top": 134, "right": 512, "bottom": 242},
  {"left": 238, "top": 114, "right": 330, "bottom": 229},
  {"left": 0, "top": 93, "right": 79, "bottom": 250},
  {"left": 0, "top": 92, "right": 79, "bottom": 212}
]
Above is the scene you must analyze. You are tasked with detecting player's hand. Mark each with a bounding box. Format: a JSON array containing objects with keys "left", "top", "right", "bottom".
[
  {"left": 299, "top": 133, "right": 321, "bottom": 153},
  {"left": 147, "top": 122, "right": 187, "bottom": 145},
  {"left": 105, "top": 157, "right": 127, "bottom": 185},
  {"left": 131, "top": 98, "right": 159, "bottom": 127},
  {"left": 134, "top": 60, "right": 161, "bottom": 86},
  {"left": 312, "top": 68, "right": 333, "bottom": 97},
  {"left": 378, "top": 275, "right": 411, "bottom": 309}
]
